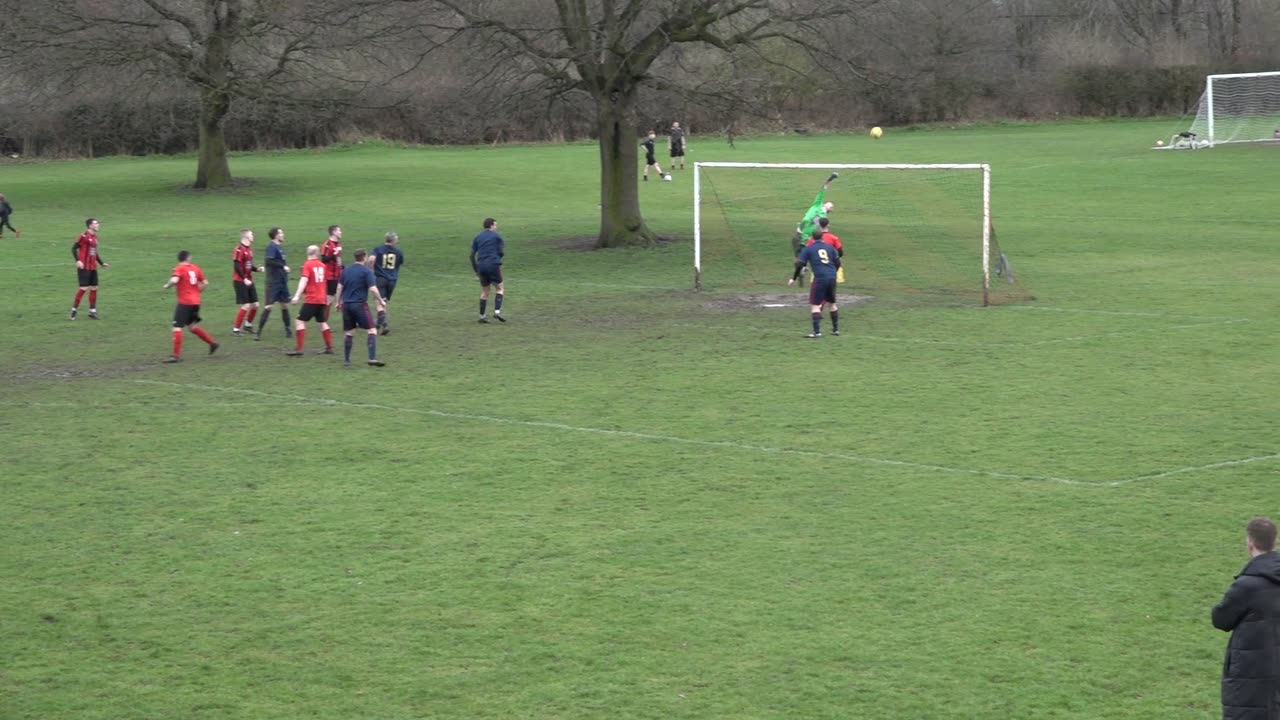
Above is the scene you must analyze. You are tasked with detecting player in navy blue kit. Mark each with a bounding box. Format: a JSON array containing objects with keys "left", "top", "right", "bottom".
[
  {"left": 335, "top": 249, "right": 387, "bottom": 367},
  {"left": 787, "top": 229, "right": 843, "bottom": 338},
  {"left": 370, "top": 231, "right": 404, "bottom": 336},
  {"left": 254, "top": 227, "right": 293, "bottom": 340},
  {"left": 469, "top": 217, "right": 507, "bottom": 323}
]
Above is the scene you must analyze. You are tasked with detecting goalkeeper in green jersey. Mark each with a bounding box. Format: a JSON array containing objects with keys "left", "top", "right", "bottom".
[{"left": 790, "top": 173, "right": 838, "bottom": 284}]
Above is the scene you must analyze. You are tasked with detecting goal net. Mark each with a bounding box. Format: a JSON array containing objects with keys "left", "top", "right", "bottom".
[
  {"left": 1185, "top": 71, "right": 1280, "bottom": 147},
  {"left": 693, "top": 162, "right": 1031, "bottom": 307}
]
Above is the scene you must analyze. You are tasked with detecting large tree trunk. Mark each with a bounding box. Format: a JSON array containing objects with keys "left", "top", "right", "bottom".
[
  {"left": 596, "top": 98, "right": 656, "bottom": 248},
  {"left": 195, "top": 88, "right": 232, "bottom": 189}
]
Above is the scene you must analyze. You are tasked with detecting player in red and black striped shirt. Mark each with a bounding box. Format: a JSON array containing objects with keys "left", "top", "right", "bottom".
[
  {"left": 69, "top": 218, "right": 109, "bottom": 320},
  {"left": 320, "top": 225, "right": 344, "bottom": 321},
  {"left": 231, "top": 229, "right": 262, "bottom": 335}
]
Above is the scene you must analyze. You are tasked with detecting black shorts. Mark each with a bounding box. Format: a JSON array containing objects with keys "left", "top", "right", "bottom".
[
  {"left": 325, "top": 279, "right": 339, "bottom": 297},
  {"left": 645, "top": 153, "right": 657, "bottom": 166},
  {"left": 298, "top": 302, "right": 328, "bottom": 322},
  {"left": 234, "top": 281, "right": 259, "bottom": 305},
  {"left": 77, "top": 269, "right": 99, "bottom": 287},
  {"left": 670, "top": 142, "right": 684, "bottom": 157},
  {"left": 376, "top": 278, "right": 396, "bottom": 302},
  {"left": 342, "top": 303, "right": 374, "bottom": 331},
  {"left": 266, "top": 282, "right": 290, "bottom": 304},
  {"left": 476, "top": 265, "right": 503, "bottom": 287},
  {"left": 809, "top": 278, "right": 837, "bottom": 306},
  {"left": 173, "top": 303, "right": 202, "bottom": 327}
]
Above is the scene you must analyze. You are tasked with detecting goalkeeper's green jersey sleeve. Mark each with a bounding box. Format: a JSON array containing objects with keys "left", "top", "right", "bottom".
[{"left": 797, "top": 189, "right": 828, "bottom": 237}]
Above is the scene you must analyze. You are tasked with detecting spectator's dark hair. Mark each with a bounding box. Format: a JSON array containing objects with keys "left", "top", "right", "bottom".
[
  {"left": 268, "top": 227, "right": 281, "bottom": 240},
  {"left": 86, "top": 217, "right": 96, "bottom": 228},
  {"left": 353, "top": 249, "right": 367, "bottom": 262},
  {"left": 1247, "top": 517, "right": 1278, "bottom": 552},
  {"left": 811, "top": 228, "right": 825, "bottom": 240},
  {"left": 177, "top": 250, "right": 191, "bottom": 262},
  {"left": 328, "top": 225, "right": 340, "bottom": 235},
  {"left": 818, "top": 217, "right": 830, "bottom": 229},
  {"left": 483, "top": 217, "right": 496, "bottom": 229}
]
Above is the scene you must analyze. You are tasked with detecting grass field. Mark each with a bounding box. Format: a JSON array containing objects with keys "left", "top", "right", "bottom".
[{"left": 2, "top": 119, "right": 1277, "bottom": 719}]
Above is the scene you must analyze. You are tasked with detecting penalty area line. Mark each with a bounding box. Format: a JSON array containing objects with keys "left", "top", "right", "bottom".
[
  {"left": 1109, "top": 452, "right": 1280, "bottom": 487},
  {"left": 130, "top": 379, "right": 1089, "bottom": 487}
]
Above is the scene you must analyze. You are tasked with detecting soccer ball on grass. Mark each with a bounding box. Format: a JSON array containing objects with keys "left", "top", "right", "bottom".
[
  {"left": 870, "top": 126, "right": 884, "bottom": 139},
  {"left": 663, "top": 174, "right": 672, "bottom": 182}
]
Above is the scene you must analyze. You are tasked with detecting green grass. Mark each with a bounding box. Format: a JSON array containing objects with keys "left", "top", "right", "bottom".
[{"left": 2, "top": 120, "right": 1276, "bottom": 719}]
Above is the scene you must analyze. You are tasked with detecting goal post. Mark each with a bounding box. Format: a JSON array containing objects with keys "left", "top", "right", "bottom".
[
  {"left": 1185, "top": 71, "right": 1280, "bottom": 148},
  {"left": 693, "top": 162, "right": 1020, "bottom": 307}
]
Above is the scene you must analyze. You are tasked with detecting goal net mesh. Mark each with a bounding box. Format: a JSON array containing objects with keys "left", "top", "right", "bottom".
[
  {"left": 1188, "top": 73, "right": 1280, "bottom": 145},
  {"left": 696, "top": 165, "right": 1032, "bottom": 306}
]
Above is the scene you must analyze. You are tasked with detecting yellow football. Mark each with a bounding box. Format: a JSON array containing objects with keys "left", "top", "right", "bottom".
[{"left": 870, "top": 127, "right": 884, "bottom": 139}]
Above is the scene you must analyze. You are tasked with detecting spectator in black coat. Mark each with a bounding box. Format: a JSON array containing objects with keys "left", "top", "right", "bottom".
[{"left": 1213, "top": 516, "right": 1280, "bottom": 720}]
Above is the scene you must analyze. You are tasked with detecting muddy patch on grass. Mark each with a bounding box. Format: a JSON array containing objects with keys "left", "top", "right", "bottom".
[{"left": 701, "top": 292, "right": 874, "bottom": 311}]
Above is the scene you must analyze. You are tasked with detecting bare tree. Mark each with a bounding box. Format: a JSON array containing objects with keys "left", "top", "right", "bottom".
[
  {"left": 0, "top": 0, "right": 413, "bottom": 188},
  {"left": 417, "top": 0, "right": 861, "bottom": 248}
]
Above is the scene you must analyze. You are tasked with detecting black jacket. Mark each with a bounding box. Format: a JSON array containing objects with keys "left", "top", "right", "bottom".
[{"left": 1213, "top": 550, "right": 1280, "bottom": 720}]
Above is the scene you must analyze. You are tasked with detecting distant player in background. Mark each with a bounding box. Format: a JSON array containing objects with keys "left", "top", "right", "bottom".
[
  {"left": 320, "top": 225, "right": 344, "bottom": 321},
  {"left": 231, "top": 229, "right": 262, "bottom": 335},
  {"left": 336, "top": 249, "right": 387, "bottom": 367},
  {"left": 792, "top": 173, "right": 838, "bottom": 262},
  {"left": 288, "top": 245, "right": 335, "bottom": 356},
  {"left": 641, "top": 131, "right": 669, "bottom": 181},
  {"left": 668, "top": 122, "right": 687, "bottom": 171},
  {"left": 371, "top": 231, "right": 404, "bottom": 336},
  {"left": 70, "top": 218, "right": 108, "bottom": 320},
  {"left": 255, "top": 227, "right": 293, "bottom": 340},
  {"left": 807, "top": 217, "right": 845, "bottom": 284},
  {"left": 0, "top": 193, "right": 19, "bottom": 238},
  {"left": 162, "top": 250, "right": 219, "bottom": 362},
  {"left": 788, "top": 228, "right": 843, "bottom": 338},
  {"left": 470, "top": 217, "right": 507, "bottom": 323}
]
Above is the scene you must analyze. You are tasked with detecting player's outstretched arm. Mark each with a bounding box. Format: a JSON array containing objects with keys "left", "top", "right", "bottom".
[{"left": 163, "top": 275, "right": 178, "bottom": 290}]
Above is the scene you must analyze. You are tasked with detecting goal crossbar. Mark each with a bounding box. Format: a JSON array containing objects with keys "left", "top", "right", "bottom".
[{"left": 693, "top": 162, "right": 995, "bottom": 304}]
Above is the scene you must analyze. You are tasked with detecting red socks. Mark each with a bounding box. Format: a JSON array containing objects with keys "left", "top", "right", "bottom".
[
  {"left": 235, "top": 309, "right": 247, "bottom": 329},
  {"left": 191, "top": 327, "right": 214, "bottom": 345},
  {"left": 89, "top": 290, "right": 97, "bottom": 307},
  {"left": 172, "top": 329, "right": 183, "bottom": 357},
  {"left": 322, "top": 329, "right": 333, "bottom": 350},
  {"left": 246, "top": 307, "right": 257, "bottom": 323},
  {"left": 73, "top": 289, "right": 85, "bottom": 307},
  {"left": 296, "top": 329, "right": 306, "bottom": 351}
]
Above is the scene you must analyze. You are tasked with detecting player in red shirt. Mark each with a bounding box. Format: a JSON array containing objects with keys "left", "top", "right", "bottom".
[
  {"left": 162, "top": 250, "right": 219, "bottom": 362},
  {"left": 320, "top": 225, "right": 344, "bottom": 320},
  {"left": 805, "top": 217, "right": 845, "bottom": 285},
  {"left": 231, "top": 229, "right": 262, "bottom": 335},
  {"left": 287, "top": 244, "right": 335, "bottom": 356},
  {"left": 69, "top": 218, "right": 109, "bottom": 320}
]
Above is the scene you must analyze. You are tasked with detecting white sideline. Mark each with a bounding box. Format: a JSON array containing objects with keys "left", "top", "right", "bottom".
[{"left": 128, "top": 380, "right": 1280, "bottom": 488}]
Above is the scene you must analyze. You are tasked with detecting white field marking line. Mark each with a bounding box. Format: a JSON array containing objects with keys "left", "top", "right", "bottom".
[
  {"left": 1006, "top": 305, "right": 1250, "bottom": 322},
  {"left": 680, "top": 318, "right": 1250, "bottom": 347},
  {"left": 681, "top": 322, "right": 979, "bottom": 345},
  {"left": 1109, "top": 453, "right": 1280, "bottom": 487},
  {"left": 418, "top": 271, "right": 679, "bottom": 291},
  {"left": 131, "top": 379, "right": 1090, "bottom": 486},
  {"left": 0, "top": 400, "right": 314, "bottom": 409}
]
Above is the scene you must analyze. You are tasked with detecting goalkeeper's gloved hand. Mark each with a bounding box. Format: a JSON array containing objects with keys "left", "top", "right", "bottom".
[{"left": 827, "top": 172, "right": 839, "bottom": 183}]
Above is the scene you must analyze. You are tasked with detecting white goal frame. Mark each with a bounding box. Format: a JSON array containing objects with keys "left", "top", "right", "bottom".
[
  {"left": 1188, "top": 70, "right": 1280, "bottom": 148},
  {"left": 692, "top": 162, "right": 995, "bottom": 305}
]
